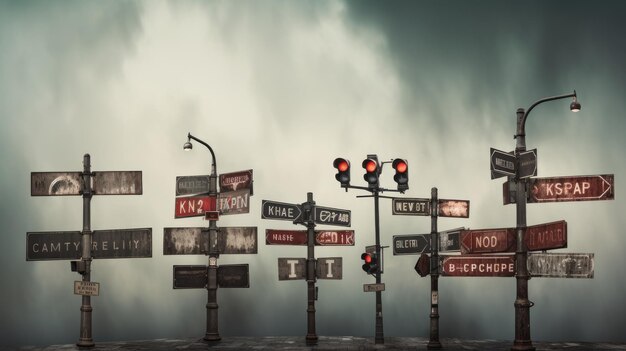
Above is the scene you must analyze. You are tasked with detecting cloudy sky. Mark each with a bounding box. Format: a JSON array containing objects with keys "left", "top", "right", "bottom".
[{"left": 1, "top": 0, "right": 625, "bottom": 347}]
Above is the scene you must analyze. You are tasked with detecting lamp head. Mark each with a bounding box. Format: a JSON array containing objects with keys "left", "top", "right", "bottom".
[
  {"left": 570, "top": 91, "right": 581, "bottom": 112},
  {"left": 183, "top": 140, "right": 193, "bottom": 151}
]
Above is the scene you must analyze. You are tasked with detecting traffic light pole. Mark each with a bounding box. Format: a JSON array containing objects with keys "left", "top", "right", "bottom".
[
  {"left": 77, "top": 153, "right": 94, "bottom": 348},
  {"left": 428, "top": 187, "right": 441, "bottom": 349},
  {"left": 373, "top": 190, "right": 384, "bottom": 345},
  {"left": 304, "top": 192, "right": 318, "bottom": 346}
]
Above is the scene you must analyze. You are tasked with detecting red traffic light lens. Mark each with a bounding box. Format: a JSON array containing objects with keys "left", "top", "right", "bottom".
[
  {"left": 364, "top": 160, "right": 377, "bottom": 173},
  {"left": 365, "top": 254, "right": 372, "bottom": 263},
  {"left": 395, "top": 161, "right": 407, "bottom": 173},
  {"left": 337, "top": 160, "right": 349, "bottom": 172}
]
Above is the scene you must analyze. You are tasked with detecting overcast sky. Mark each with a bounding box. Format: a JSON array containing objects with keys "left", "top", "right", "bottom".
[{"left": 1, "top": 0, "right": 625, "bottom": 347}]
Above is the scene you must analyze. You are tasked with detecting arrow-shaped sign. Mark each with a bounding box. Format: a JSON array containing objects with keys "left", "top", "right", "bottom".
[{"left": 261, "top": 200, "right": 303, "bottom": 222}]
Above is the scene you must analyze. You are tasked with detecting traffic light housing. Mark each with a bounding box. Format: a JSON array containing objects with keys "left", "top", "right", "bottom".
[
  {"left": 361, "top": 252, "right": 379, "bottom": 275},
  {"left": 333, "top": 157, "right": 350, "bottom": 187},
  {"left": 362, "top": 156, "right": 380, "bottom": 189},
  {"left": 392, "top": 158, "right": 409, "bottom": 192},
  {"left": 71, "top": 260, "right": 87, "bottom": 275}
]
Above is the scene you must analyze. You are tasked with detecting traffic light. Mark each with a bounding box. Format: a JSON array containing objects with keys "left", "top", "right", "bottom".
[
  {"left": 333, "top": 157, "right": 350, "bottom": 187},
  {"left": 361, "top": 252, "right": 379, "bottom": 275},
  {"left": 70, "top": 260, "right": 87, "bottom": 275},
  {"left": 362, "top": 156, "right": 380, "bottom": 189},
  {"left": 392, "top": 158, "right": 409, "bottom": 192}
]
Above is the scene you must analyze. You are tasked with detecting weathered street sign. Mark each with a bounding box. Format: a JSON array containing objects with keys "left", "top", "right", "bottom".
[
  {"left": 219, "top": 169, "right": 253, "bottom": 195},
  {"left": 490, "top": 148, "right": 516, "bottom": 179},
  {"left": 173, "top": 265, "right": 207, "bottom": 289},
  {"left": 527, "top": 253, "right": 594, "bottom": 278},
  {"left": 363, "top": 283, "right": 385, "bottom": 292},
  {"left": 176, "top": 175, "right": 210, "bottom": 196},
  {"left": 278, "top": 258, "right": 306, "bottom": 280},
  {"left": 27, "top": 228, "right": 152, "bottom": 261},
  {"left": 391, "top": 198, "right": 430, "bottom": 216},
  {"left": 460, "top": 228, "right": 516, "bottom": 254},
  {"left": 266, "top": 229, "right": 308, "bottom": 245},
  {"left": 218, "top": 264, "right": 250, "bottom": 288},
  {"left": 74, "top": 281, "right": 100, "bottom": 296},
  {"left": 439, "top": 228, "right": 462, "bottom": 252},
  {"left": 93, "top": 171, "right": 142, "bottom": 195},
  {"left": 526, "top": 220, "right": 567, "bottom": 251},
  {"left": 175, "top": 195, "right": 216, "bottom": 218},
  {"left": 414, "top": 253, "right": 430, "bottom": 277},
  {"left": 31, "top": 172, "right": 82, "bottom": 196},
  {"left": 315, "top": 230, "right": 355, "bottom": 246},
  {"left": 529, "top": 174, "right": 614, "bottom": 203},
  {"left": 316, "top": 257, "right": 342, "bottom": 279},
  {"left": 393, "top": 234, "right": 430, "bottom": 255},
  {"left": 163, "top": 227, "right": 207, "bottom": 255},
  {"left": 218, "top": 227, "right": 257, "bottom": 254},
  {"left": 261, "top": 200, "right": 302, "bottom": 222},
  {"left": 205, "top": 211, "right": 219, "bottom": 221},
  {"left": 438, "top": 199, "right": 470, "bottom": 218},
  {"left": 218, "top": 189, "right": 250, "bottom": 215},
  {"left": 518, "top": 149, "right": 537, "bottom": 179},
  {"left": 313, "top": 206, "right": 351, "bottom": 227},
  {"left": 440, "top": 255, "right": 515, "bottom": 277}
]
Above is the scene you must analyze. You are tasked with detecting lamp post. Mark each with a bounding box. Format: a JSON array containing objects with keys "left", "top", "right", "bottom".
[
  {"left": 184, "top": 132, "right": 221, "bottom": 342},
  {"left": 512, "top": 91, "right": 580, "bottom": 351}
]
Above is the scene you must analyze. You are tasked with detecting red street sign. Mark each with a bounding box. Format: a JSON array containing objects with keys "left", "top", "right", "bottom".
[
  {"left": 266, "top": 229, "right": 307, "bottom": 245},
  {"left": 526, "top": 220, "right": 567, "bottom": 251},
  {"left": 175, "top": 195, "right": 216, "bottom": 218},
  {"left": 529, "top": 174, "right": 614, "bottom": 203},
  {"left": 438, "top": 199, "right": 470, "bottom": 218},
  {"left": 219, "top": 169, "right": 253, "bottom": 194},
  {"left": 460, "top": 228, "right": 516, "bottom": 254},
  {"left": 441, "top": 255, "right": 515, "bottom": 277},
  {"left": 315, "top": 230, "right": 354, "bottom": 246}
]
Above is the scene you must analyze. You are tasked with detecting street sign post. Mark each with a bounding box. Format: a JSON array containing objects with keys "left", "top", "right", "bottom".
[
  {"left": 529, "top": 174, "right": 614, "bottom": 203},
  {"left": 440, "top": 255, "right": 516, "bottom": 277},
  {"left": 490, "top": 148, "right": 516, "bottom": 179},
  {"left": 313, "top": 206, "right": 351, "bottom": 227},
  {"left": 261, "top": 200, "right": 303, "bottom": 222},
  {"left": 460, "top": 228, "right": 516, "bottom": 254},
  {"left": 527, "top": 253, "right": 594, "bottom": 278},
  {"left": 176, "top": 175, "right": 210, "bottom": 196}
]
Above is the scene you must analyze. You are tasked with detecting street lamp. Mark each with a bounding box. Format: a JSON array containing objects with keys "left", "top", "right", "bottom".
[
  {"left": 183, "top": 132, "right": 220, "bottom": 342},
  {"left": 512, "top": 91, "right": 580, "bottom": 351}
]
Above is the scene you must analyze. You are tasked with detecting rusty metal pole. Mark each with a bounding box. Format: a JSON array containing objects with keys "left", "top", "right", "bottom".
[
  {"left": 374, "top": 190, "right": 384, "bottom": 344},
  {"left": 77, "top": 154, "right": 94, "bottom": 347},
  {"left": 428, "top": 187, "right": 441, "bottom": 349},
  {"left": 305, "top": 192, "right": 318, "bottom": 346},
  {"left": 205, "top": 159, "right": 221, "bottom": 342},
  {"left": 512, "top": 108, "right": 534, "bottom": 351}
]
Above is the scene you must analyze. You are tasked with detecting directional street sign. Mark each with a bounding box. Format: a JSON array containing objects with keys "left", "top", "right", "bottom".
[
  {"left": 278, "top": 258, "right": 307, "bottom": 280},
  {"left": 518, "top": 149, "right": 537, "bottom": 179},
  {"left": 163, "top": 227, "right": 207, "bottom": 255},
  {"left": 313, "top": 206, "right": 351, "bottom": 227},
  {"left": 173, "top": 265, "right": 207, "bottom": 289},
  {"left": 266, "top": 229, "right": 355, "bottom": 246},
  {"left": 27, "top": 228, "right": 152, "bottom": 261},
  {"left": 93, "top": 171, "right": 142, "bottom": 195},
  {"left": 438, "top": 199, "right": 470, "bottom": 218},
  {"left": 175, "top": 175, "right": 210, "bottom": 196},
  {"left": 74, "top": 281, "right": 100, "bottom": 296},
  {"left": 217, "top": 264, "right": 250, "bottom": 288},
  {"left": 529, "top": 174, "right": 614, "bottom": 203},
  {"left": 316, "top": 257, "right": 342, "bottom": 279},
  {"left": 363, "top": 283, "right": 385, "bottom": 292},
  {"left": 527, "top": 253, "right": 594, "bottom": 278},
  {"left": 261, "top": 200, "right": 302, "bottom": 222},
  {"left": 460, "top": 228, "right": 516, "bottom": 254},
  {"left": 414, "top": 253, "right": 430, "bottom": 277},
  {"left": 31, "top": 172, "right": 82, "bottom": 196},
  {"left": 526, "top": 220, "right": 567, "bottom": 251},
  {"left": 217, "top": 227, "right": 258, "bottom": 254},
  {"left": 440, "top": 255, "right": 515, "bottom": 277},
  {"left": 175, "top": 195, "right": 216, "bottom": 218},
  {"left": 218, "top": 189, "right": 250, "bottom": 215},
  {"left": 219, "top": 169, "right": 253, "bottom": 195},
  {"left": 490, "top": 148, "right": 516, "bottom": 179},
  {"left": 439, "top": 228, "right": 462, "bottom": 252},
  {"left": 392, "top": 198, "right": 430, "bottom": 216},
  {"left": 315, "top": 230, "right": 354, "bottom": 246},
  {"left": 393, "top": 234, "right": 430, "bottom": 255}
]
